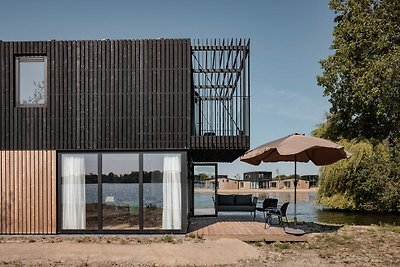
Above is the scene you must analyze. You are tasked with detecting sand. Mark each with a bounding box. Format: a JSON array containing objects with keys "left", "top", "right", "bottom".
[
  {"left": 0, "top": 224, "right": 399, "bottom": 266},
  {"left": 0, "top": 238, "right": 262, "bottom": 266}
]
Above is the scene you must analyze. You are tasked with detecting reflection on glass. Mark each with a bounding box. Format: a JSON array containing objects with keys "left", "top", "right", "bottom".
[
  {"left": 194, "top": 165, "right": 216, "bottom": 216},
  {"left": 61, "top": 153, "right": 98, "bottom": 230},
  {"left": 102, "top": 154, "right": 139, "bottom": 230},
  {"left": 143, "top": 154, "right": 182, "bottom": 229},
  {"left": 18, "top": 57, "right": 46, "bottom": 105}
]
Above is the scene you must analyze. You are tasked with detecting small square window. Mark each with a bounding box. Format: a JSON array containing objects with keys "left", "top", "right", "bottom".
[{"left": 16, "top": 56, "right": 47, "bottom": 106}]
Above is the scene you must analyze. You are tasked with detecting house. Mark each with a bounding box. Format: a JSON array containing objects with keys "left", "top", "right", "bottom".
[
  {"left": 268, "top": 179, "right": 310, "bottom": 189},
  {"left": 200, "top": 175, "right": 239, "bottom": 190},
  {"left": 243, "top": 171, "right": 272, "bottom": 189},
  {"left": 238, "top": 180, "right": 252, "bottom": 190},
  {"left": 217, "top": 177, "right": 239, "bottom": 190},
  {"left": 0, "top": 38, "right": 250, "bottom": 234},
  {"left": 301, "top": 174, "right": 319, "bottom": 187}
]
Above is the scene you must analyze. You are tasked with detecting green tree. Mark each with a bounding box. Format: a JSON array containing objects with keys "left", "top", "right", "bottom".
[
  {"left": 317, "top": 0, "right": 400, "bottom": 141},
  {"left": 317, "top": 139, "right": 400, "bottom": 212}
]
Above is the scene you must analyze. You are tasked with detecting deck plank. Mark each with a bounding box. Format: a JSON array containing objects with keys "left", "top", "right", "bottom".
[{"left": 188, "top": 216, "right": 307, "bottom": 242}]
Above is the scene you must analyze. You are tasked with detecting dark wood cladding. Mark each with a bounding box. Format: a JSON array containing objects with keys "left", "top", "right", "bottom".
[
  {"left": 0, "top": 150, "right": 56, "bottom": 234},
  {"left": 0, "top": 39, "right": 192, "bottom": 151},
  {"left": 190, "top": 136, "right": 249, "bottom": 162}
]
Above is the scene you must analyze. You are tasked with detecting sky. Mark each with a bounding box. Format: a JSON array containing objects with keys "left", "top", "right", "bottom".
[{"left": 0, "top": 0, "right": 336, "bottom": 178}]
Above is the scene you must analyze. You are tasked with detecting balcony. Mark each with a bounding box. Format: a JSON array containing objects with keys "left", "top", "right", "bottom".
[{"left": 190, "top": 39, "right": 250, "bottom": 162}]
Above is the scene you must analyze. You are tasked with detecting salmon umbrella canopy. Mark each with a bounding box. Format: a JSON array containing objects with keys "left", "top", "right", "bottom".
[
  {"left": 240, "top": 133, "right": 351, "bottom": 166},
  {"left": 240, "top": 133, "right": 351, "bottom": 232}
]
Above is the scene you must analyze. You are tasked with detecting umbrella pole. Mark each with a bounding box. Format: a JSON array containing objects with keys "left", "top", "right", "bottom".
[{"left": 294, "top": 155, "right": 297, "bottom": 228}]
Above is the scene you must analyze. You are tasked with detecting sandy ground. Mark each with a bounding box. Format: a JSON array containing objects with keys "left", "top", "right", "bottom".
[
  {"left": 0, "top": 224, "right": 399, "bottom": 266},
  {"left": 0, "top": 237, "right": 261, "bottom": 266}
]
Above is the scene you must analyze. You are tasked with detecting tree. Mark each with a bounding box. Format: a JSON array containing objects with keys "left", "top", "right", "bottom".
[
  {"left": 23, "top": 81, "right": 45, "bottom": 105},
  {"left": 317, "top": 139, "right": 400, "bottom": 212},
  {"left": 317, "top": 0, "right": 400, "bottom": 141}
]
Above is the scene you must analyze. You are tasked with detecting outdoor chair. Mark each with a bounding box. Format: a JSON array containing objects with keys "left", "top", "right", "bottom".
[
  {"left": 256, "top": 198, "right": 278, "bottom": 219},
  {"left": 268, "top": 202, "right": 290, "bottom": 229}
]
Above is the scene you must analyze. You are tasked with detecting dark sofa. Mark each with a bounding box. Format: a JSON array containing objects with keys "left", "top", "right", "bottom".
[{"left": 214, "top": 194, "right": 258, "bottom": 219}]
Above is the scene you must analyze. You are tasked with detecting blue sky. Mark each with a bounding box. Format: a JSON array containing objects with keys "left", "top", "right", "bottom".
[{"left": 1, "top": 0, "right": 335, "bottom": 177}]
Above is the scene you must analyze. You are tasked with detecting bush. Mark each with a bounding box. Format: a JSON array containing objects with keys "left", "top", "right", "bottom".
[{"left": 317, "top": 139, "right": 400, "bottom": 213}]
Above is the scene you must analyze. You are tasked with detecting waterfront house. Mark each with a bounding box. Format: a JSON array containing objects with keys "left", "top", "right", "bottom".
[
  {"left": 243, "top": 171, "right": 272, "bottom": 189},
  {"left": 0, "top": 38, "right": 250, "bottom": 234},
  {"left": 268, "top": 179, "right": 309, "bottom": 189}
]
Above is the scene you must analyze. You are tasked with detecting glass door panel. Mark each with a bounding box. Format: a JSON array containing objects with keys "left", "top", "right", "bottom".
[
  {"left": 193, "top": 164, "right": 217, "bottom": 216},
  {"left": 102, "top": 154, "right": 139, "bottom": 230},
  {"left": 143, "top": 153, "right": 182, "bottom": 230},
  {"left": 61, "top": 153, "right": 98, "bottom": 230}
]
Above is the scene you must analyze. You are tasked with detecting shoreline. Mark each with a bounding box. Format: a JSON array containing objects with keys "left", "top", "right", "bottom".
[{"left": 194, "top": 187, "right": 318, "bottom": 193}]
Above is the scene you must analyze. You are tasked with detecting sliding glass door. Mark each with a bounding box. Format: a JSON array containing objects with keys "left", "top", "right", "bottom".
[
  {"left": 102, "top": 154, "right": 139, "bottom": 230},
  {"left": 59, "top": 152, "right": 185, "bottom": 233},
  {"left": 143, "top": 154, "right": 182, "bottom": 229}
]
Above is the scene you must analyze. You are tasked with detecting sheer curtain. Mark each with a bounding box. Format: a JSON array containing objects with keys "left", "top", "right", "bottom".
[
  {"left": 162, "top": 155, "right": 181, "bottom": 229},
  {"left": 62, "top": 155, "right": 86, "bottom": 229}
]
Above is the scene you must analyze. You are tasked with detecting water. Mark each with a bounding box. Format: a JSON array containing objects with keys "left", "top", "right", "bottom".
[
  {"left": 85, "top": 183, "right": 163, "bottom": 207},
  {"left": 195, "top": 191, "right": 400, "bottom": 225},
  {"left": 84, "top": 185, "right": 400, "bottom": 225}
]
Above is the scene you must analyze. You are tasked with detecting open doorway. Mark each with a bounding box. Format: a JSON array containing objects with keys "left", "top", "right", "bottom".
[{"left": 192, "top": 164, "right": 217, "bottom": 216}]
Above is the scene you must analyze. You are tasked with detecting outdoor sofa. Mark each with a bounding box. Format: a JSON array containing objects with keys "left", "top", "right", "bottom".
[{"left": 214, "top": 194, "right": 258, "bottom": 219}]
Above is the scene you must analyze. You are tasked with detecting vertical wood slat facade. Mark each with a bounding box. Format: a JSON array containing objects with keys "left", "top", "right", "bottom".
[
  {"left": 0, "top": 150, "right": 56, "bottom": 234},
  {"left": 0, "top": 38, "right": 250, "bottom": 234},
  {"left": 0, "top": 39, "right": 192, "bottom": 151}
]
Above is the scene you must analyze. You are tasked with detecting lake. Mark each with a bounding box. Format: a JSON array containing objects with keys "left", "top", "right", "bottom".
[{"left": 195, "top": 191, "right": 400, "bottom": 225}]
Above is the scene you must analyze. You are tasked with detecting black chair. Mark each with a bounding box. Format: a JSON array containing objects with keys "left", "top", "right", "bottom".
[
  {"left": 269, "top": 202, "right": 290, "bottom": 229},
  {"left": 256, "top": 198, "right": 278, "bottom": 227}
]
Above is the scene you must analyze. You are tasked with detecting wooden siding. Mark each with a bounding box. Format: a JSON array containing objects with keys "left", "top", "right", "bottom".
[
  {"left": 190, "top": 135, "right": 249, "bottom": 162},
  {"left": 0, "top": 40, "right": 191, "bottom": 151},
  {"left": 0, "top": 150, "right": 56, "bottom": 234}
]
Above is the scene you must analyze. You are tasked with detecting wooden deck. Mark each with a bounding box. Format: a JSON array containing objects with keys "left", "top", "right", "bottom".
[{"left": 188, "top": 215, "right": 307, "bottom": 242}]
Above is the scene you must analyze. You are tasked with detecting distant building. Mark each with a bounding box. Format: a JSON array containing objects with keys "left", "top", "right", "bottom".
[
  {"left": 238, "top": 180, "right": 252, "bottom": 190},
  {"left": 203, "top": 176, "right": 240, "bottom": 190},
  {"left": 301, "top": 175, "right": 319, "bottom": 187},
  {"left": 243, "top": 171, "right": 273, "bottom": 189},
  {"left": 268, "top": 179, "right": 310, "bottom": 189},
  {"left": 217, "top": 177, "right": 239, "bottom": 190}
]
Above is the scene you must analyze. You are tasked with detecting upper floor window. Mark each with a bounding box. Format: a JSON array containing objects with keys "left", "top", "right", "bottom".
[{"left": 16, "top": 56, "right": 47, "bottom": 107}]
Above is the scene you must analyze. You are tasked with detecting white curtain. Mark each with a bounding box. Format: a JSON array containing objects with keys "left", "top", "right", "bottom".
[
  {"left": 162, "top": 155, "right": 182, "bottom": 229},
  {"left": 62, "top": 156, "right": 86, "bottom": 229}
]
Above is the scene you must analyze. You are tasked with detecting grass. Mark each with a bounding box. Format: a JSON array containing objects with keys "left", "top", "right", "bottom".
[
  {"left": 253, "top": 224, "right": 400, "bottom": 266},
  {"left": 380, "top": 223, "right": 400, "bottom": 233},
  {"left": 160, "top": 234, "right": 174, "bottom": 243}
]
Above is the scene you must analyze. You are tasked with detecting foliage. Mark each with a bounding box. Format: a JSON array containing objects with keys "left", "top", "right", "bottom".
[
  {"left": 317, "top": 139, "right": 400, "bottom": 212},
  {"left": 317, "top": 0, "right": 400, "bottom": 141}
]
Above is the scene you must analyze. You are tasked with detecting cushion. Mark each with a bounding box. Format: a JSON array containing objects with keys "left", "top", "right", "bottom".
[
  {"left": 218, "top": 194, "right": 235, "bottom": 205},
  {"left": 235, "top": 194, "right": 252, "bottom": 205},
  {"left": 218, "top": 205, "right": 255, "bottom": 212}
]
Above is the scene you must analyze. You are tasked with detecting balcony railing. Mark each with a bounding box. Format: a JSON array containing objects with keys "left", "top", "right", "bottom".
[{"left": 192, "top": 39, "right": 250, "bottom": 137}]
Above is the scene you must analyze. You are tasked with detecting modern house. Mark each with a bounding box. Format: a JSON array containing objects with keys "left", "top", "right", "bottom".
[
  {"left": 0, "top": 38, "right": 250, "bottom": 234},
  {"left": 269, "top": 179, "right": 309, "bottom": 189},
  {"left": 243, "top": 171, "right": 272, "bottom": 189},
  {"left": 301, "top": 175, "right": 319, "bottom": 187}
]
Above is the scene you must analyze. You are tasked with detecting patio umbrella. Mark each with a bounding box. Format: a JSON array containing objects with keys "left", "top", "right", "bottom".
[{"left": 240, "top": 133, "right": 351, "bottom": 231}]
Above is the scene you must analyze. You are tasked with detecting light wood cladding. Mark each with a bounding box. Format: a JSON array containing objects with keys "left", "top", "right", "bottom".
[{"left": 0, "top": 150, "right": 56, "bottom": 234}]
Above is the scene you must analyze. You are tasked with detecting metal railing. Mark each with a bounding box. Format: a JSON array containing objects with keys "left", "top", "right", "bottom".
[{"left": 192, "top": 39, "right": 250, "bottom": 137}]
